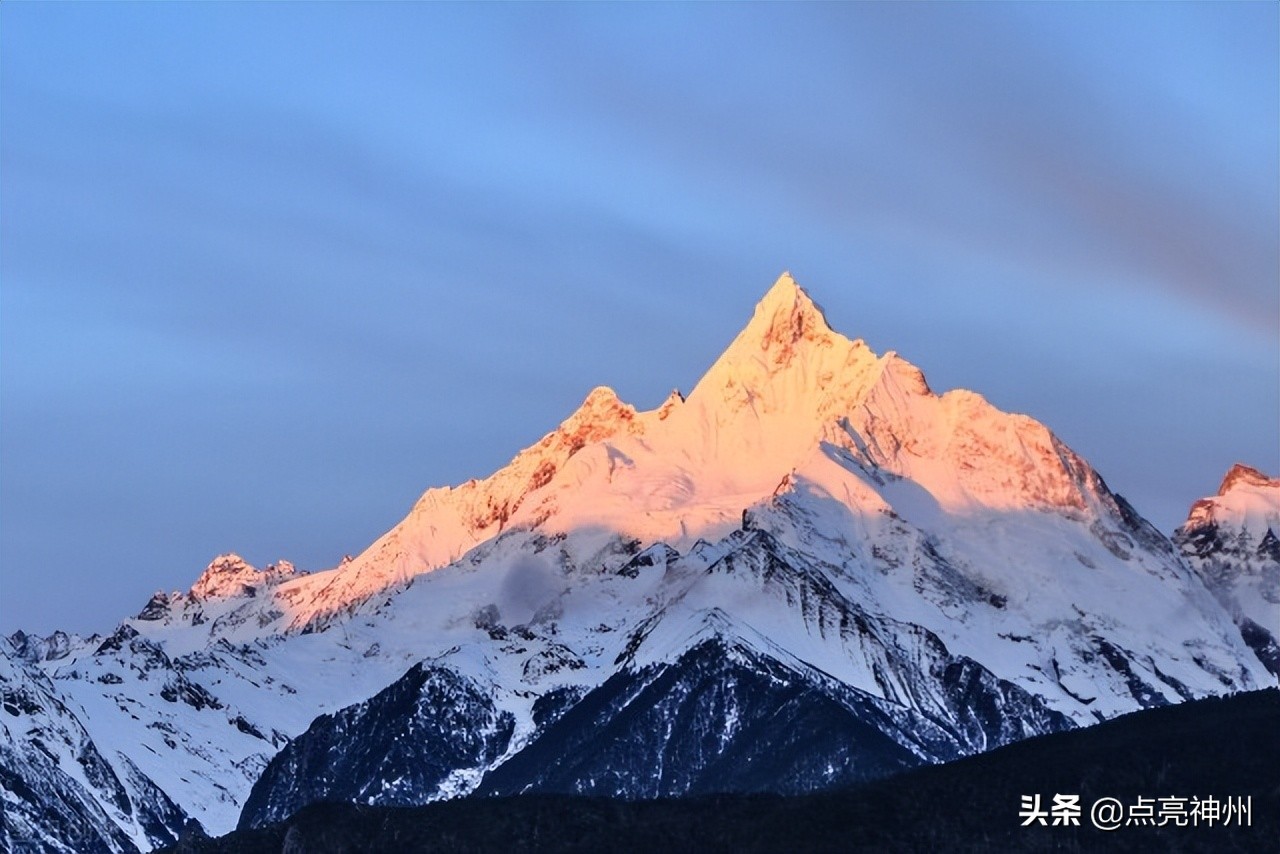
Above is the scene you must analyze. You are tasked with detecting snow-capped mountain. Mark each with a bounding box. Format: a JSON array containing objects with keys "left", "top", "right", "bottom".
[
  {"left": 1175, "top": 464, "right": 1280, "bottom": 676},
  {"left": 3, "top": 274, "right": 1272, "bottom": 851}
]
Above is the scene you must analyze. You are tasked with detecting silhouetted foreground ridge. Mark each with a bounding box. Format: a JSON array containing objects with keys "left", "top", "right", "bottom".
[{"left": 169, "top": 688, "right": 1278, "bottom": 853}]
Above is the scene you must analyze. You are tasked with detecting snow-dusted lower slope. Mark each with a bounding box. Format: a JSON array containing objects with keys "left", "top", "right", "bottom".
[
  {"left": 0, "top": 640, "right": 193, "bottom": 853},
  {"left": 5, "top": 274, "right": 1272, "bottom": 849},
  {"left": 1176, "top": 464, "right": 1280, "bottom": 675}
]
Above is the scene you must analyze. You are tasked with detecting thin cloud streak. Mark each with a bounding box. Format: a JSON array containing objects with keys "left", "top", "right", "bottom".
[{"left": 525, "top": 4, "right": 1277, "bottom": 334}]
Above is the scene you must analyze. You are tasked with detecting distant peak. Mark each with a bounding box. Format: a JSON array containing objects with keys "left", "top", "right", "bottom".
[
  {"left": 206, "top": 553, "right": 251, "bottom": 572},
  {"left": 554, "top": 385, "right": 639, "bottom": 450},
  {"left": 583, "top": 385, "right": 622, "bottom": 405},
  {"left": 187, "top": 553, "right": 299, "bottom": 601},
  {"left": 569, "top": 386, "right": 634, "bottom": 425},
  {"left": 189, "top": 554, "right": 257, "bottom": 600},
  {"left": 1218, "top": 464, "right": 1278, "bottom": 495}
]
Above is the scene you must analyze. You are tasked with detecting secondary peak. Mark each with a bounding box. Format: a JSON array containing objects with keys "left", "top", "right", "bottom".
[
  {"left": 1218, "top": 463, "right": 1277, "bottom": 496},
  {"left": 557, "top": 385, "right": 638, "bottom": 446}
]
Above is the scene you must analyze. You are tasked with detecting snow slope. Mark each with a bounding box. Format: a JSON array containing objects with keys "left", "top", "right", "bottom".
[{"left": 0, "top": 639, "right": 192, "bottom": 852}]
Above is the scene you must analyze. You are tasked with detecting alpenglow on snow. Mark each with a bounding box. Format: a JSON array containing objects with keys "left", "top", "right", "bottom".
[{"left": 3, "top": 273, "right": 1274, "bottom": 852}]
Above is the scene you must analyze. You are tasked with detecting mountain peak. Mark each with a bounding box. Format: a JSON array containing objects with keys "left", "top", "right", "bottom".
[
  {"left": 187, "top": 553, "right": 300, "bottom": 601},
  {"left": 1181, "top": 463, "right": 1279, "bottom": 547},
  {"left": 759, "top": 270, "right": 804, "bottom": 304},
  {"left": 748, "top": 272, "right": 833, "bottom": 357},
  {"left": 189, "top": 554, "right": 256, "bottom": 600},
  {"left": 1218, "top": 463, "right": 1277, "bottom": 496},
  {"left": 690, "top": 274, "right": 842, "bottom": 402},
  {"left": 561, "top": 386, "right": 637, "bottom": 438}
]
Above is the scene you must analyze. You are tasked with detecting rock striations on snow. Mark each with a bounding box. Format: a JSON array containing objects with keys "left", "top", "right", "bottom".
[{"left": 3, "top": 273, "right": 1274, "bottom": 851}]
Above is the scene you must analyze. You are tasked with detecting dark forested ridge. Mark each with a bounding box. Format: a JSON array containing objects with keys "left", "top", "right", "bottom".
[{"left": 166, "top": 688, "right": 1278, "bottom": 853}]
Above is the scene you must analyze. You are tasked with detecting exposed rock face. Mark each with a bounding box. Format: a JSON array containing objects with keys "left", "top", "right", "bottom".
[{"left": 239, "top": 665, "right": 515, "bottom": 829}]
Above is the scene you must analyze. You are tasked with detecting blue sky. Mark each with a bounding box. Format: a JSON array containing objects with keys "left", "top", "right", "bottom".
[{"left": 2, "top": 3, "right": 1276, "bottom": 635}]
